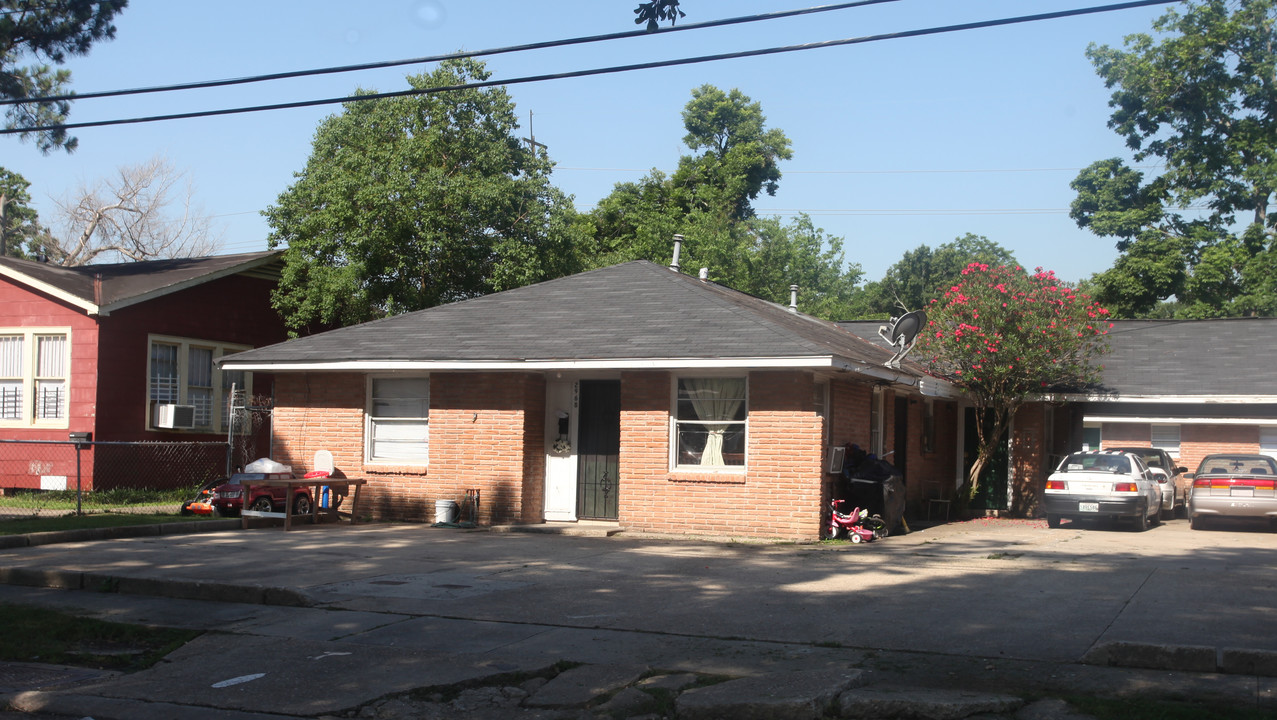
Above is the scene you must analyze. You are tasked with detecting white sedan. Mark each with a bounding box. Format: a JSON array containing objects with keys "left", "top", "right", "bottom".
[{"left": 1044, "top": 451, "right": 1163, "bottom": 531}]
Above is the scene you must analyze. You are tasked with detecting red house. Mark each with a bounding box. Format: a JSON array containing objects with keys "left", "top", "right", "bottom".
[{"left": 0, "top": 251, "right": 289, "bottom": 492}]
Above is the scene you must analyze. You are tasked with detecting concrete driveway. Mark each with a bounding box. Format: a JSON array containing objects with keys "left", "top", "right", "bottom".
[{"left": 1, "top": 515, "right": 1274, "bottom": 717}]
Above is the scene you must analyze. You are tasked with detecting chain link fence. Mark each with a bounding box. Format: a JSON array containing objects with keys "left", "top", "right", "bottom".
[{"left": 0, "top": 440, "right": 231, "bottom": 518}]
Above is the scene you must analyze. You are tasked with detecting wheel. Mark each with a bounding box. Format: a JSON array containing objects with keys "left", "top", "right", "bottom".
[
  {"left": 822, "top": 526, "right": 841, "bottom": 540},
  {"left": 1160, "top": 494, "right": 1174, "bottom": 520},
  {"left": 864, "top": 516, "right": 888, "bottom": 539},
  {"left": 293, "top": 494, "right": 312, "bottom": 516},
  {"left": 250, "top": 496, "right": 274, "bottom": 513},
  {"left": 1190, "top": 514, "right": 1206, "bottom": 531},
  {"left": 850, "top": 533, "right": 863, "bottom": 544},
  {"left": 1046, "top": 514, "right": 1061, "bottom": 528},
  {"left": 1134, "top": 506, "right": 1149, "bottom": 532},
  {"left": 1150, "top": 499, "right": 1162, "bottom": 526}
]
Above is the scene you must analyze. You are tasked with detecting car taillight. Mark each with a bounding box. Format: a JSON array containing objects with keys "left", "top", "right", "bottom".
[
  {"left": 1193, "top": 477, "right": 1212, "bottom": 488},
  {"left": 1114, "top": 482, "right": 1138, "bottom": 492},
  {"left": 1045, "top": 480, "right": 1065, "bottom": 490}
]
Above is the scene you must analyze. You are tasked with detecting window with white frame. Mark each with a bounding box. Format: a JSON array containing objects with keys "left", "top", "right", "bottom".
[
  {"left": 1260, "top": 427, "right": 1277, "bottom": 461},
  {"left": 147, "top": 335, "right": 249, "bottom": 431},
  {"left": 367, "top": 376, "right": 430, "bottom": 464},
  {"left": 674, "top": 376, "right": 747, "bottom": 469},
  {"left": 0, "top": 329, "right": 69, "bottom": 426},
  {"left": 1151, "top": 424, "right": 1181, "bottom": 457}
]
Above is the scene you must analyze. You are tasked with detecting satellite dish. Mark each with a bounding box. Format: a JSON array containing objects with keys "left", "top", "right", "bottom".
[
  {"left": 890, "top": 310, "right": 926, "bottom": 346},
  {"left": 878, "top": 310, "right": 928, "bottom": 369}
]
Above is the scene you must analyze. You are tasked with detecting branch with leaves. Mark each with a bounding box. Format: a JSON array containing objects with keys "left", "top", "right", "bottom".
[{"left": 634, "top": 0, "right": 685, "bottom": 31}]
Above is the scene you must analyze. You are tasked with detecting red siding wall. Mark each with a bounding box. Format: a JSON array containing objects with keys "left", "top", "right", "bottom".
[{"left": 95, "top": 273, "right": 288, "bottom": 441}]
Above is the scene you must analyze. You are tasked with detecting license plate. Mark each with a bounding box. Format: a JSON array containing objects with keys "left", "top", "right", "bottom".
[
  {"left": 1232, "top": 487, "right": 1254, "bottom": 497},
  {"left": 1078, "top": 502, "right": 1100, "bottom": 512}
]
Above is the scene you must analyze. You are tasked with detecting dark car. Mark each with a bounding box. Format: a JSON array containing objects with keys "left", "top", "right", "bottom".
[
  {"left": 1188, "top": 454, "right": 1277, "bottom": 530},
  {"left": 1106, "top": 446, "right": 1189, "bottom": 519},
  {"left": 208, "top": 472, "right": 313, "bottom": 517}
]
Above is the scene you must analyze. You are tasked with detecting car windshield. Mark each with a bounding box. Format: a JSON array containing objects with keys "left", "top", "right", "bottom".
[
  {"left": 1060, "top": 454, "right": 1130, "bottom": 474},
  {"left": 1196, "top": 455, "right": 1277, "bottom": 476}
]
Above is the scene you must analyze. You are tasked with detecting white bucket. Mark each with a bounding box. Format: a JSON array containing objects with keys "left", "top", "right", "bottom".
[{"left": 434, "top": 499, "right": 459, "bottom": 524}]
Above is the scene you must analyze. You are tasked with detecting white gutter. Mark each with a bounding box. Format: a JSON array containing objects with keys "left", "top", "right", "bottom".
[
  {"left": 1085, "top": 415, "right": 1277, "bottom": 426},
  {"left": 220, "top": 356, "right": 849, "bottom": 372},
  {"left": 1062, "top": 393, "right": 1277, "bottom": 403}
]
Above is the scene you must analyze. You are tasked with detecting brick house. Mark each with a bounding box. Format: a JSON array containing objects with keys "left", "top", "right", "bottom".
[
  {"left": 221, "top": 260, "right": 962, "bottom": 539},
  {"left": 847, "top": 317, "right": 1277, "bottom": 516},
  {"left": 0, "top": 251, "right": 289, "bottom": 491}
]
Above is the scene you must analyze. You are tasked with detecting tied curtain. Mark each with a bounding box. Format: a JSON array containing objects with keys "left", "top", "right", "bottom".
[{"left": 683, "top": 378, "right": 745, "bottom": 466}]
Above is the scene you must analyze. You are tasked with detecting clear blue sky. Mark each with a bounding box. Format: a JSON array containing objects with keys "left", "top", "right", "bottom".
[{"left": 2, "top": 0, "right": 1177, "bottom": 285}]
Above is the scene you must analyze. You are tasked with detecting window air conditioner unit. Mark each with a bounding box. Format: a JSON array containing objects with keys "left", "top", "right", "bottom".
[{"left": 156, "top": 403, "right": 196, "bottom": 429}]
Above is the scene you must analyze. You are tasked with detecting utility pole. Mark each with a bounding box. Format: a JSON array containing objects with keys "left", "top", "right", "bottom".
[{"left": 523, "top": 111, "right": 547, "bottom": 155}]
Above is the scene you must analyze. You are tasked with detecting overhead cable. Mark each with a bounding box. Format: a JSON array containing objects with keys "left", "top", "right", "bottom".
[
  {"left": 0, "top": 0, "right": 1179, "bottom": 136},
  {"left": 0, "top": 0, "right": 902, "bottom": 106}
]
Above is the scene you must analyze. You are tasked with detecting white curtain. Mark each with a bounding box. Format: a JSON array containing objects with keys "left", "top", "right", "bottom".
[{"left": 683, "top": 378, "right": 746, "bottom": 466}]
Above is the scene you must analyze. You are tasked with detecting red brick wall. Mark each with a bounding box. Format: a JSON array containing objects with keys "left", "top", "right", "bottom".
[
  {"left": 1011, "top": 403, "right": 1047, "bottom": 516},
  {"left": 1098, "top": 423, "right": 1262, "bottom": 475},
  {"left": 618, "top": 370, "right": 824, "bottom": 539},
  {"left": 271, "top": 368, "right": 869, "bottom": 540},
  {"left": 272, "top": 372, "right": 544, "bottom": 525},
  {"left": 1181, "top": 425, "right": 1259, "bottom": 474}
]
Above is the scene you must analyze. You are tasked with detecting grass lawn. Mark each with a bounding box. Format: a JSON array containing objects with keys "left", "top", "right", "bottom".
[
  {"left": 0, "top": 602, "right": 201, "bottom": 671},
  {"left": 0, "top": 512, "right": 219, "bottom": 536}
]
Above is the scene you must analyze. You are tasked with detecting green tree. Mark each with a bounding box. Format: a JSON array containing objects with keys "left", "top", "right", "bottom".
[
  {"left": 0, "top": 166, "right": 42, "bottom": 257},
  {"left": 1073, "top": 0, "right": 1277, "bottom": 317},
  {"left": 852, "top": 234, "right": 1018, "bottom": 318},
  {"left": 1, "top": 0, "right": 128, "bottom": 153},
  {"left": 586, "top": 85, "right": 858, "bottom": 318},
  {"left": 916, "top": 264, "right": 1110, "bottom": 514},
  {"left": 266, "top": 58, "right": 583, "bottom": 335}
]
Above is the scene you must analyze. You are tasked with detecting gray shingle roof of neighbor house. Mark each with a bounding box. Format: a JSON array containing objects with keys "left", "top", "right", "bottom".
[
  {"left": 842, "top": 317, "right": 1277, "bottom": 400},
  {"left": 221, "top": 260, "right": 948, "bottom": 392},
  {"left": 0, "top": 251, "right": 283, "bottom": 315},
  {"left": 1098, "top": 318, "right": 1277, "bottom": 398}
]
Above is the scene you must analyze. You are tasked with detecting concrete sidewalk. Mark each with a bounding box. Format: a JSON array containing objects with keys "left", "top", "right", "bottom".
[{"left": 1, "top": 518, "right": 1275, "bottom": 718}]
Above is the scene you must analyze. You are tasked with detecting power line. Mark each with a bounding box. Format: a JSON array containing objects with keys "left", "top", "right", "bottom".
[
  {"left": 0, "top": 0, "right": 903, "bottom": 106},
  {"left": 0, "top": 0, "right": 1179, "bottom": 136}
]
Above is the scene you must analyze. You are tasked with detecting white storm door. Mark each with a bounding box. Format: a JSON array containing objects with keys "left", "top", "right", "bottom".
[{"left": 544, "top": 380, "right": 578, "bottom": 521}]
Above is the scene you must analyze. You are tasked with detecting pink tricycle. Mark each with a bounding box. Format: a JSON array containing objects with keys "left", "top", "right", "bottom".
[{"left": 825, "top": 498, "right": 887, "bottom": 543}]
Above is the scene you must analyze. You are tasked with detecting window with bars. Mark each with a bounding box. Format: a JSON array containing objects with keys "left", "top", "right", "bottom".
[
  {"left": 1151, "top": 424, "right": 1181, "bottom": 457},
  {"left": 0, "top": 330, "right": 69, "bottom": 426},
  {"left": 147, "top": 336, "right": 250, "bottom": 431}
]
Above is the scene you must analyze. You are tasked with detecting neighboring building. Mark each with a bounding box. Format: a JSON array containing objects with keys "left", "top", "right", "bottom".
[
  {"left": 1076, "top": 318, "right": 1277, "bottom": 472},
  {"left": 845, "top": 317, "right": 1277, "bottom": 516},
  {"left": 221, "top": 261, "right": 962, "bottom": 540},
  {"left": 0, "top": 251, "right": 289, "bottom": 491}
]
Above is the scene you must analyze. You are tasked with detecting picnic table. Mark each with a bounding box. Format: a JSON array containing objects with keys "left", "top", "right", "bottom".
[{"left": 240, "top": 477, "right": 368, "bottom": 531}]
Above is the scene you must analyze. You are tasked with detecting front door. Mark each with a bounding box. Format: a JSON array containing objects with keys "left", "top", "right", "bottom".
[
  {"left": 544, "top": 380, "right": 578, "bottom": 521},
  {"left": 576, "top": 380, "right": 620, "bottom": 520}
]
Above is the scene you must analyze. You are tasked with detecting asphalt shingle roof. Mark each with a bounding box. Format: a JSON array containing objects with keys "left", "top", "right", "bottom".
[
  {"left": 0, "top": 251, "right": 282, "bottom": 312},
  {"left": 223, "top": 260, "right": 905, "bottom": 371},
  {"left": 842, "top": 318, "right": 1277, "bottom": 398}
]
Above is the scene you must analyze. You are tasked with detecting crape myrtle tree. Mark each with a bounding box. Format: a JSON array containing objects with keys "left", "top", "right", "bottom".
[
  {"left": 916, "top": 263, "right": 1111, "bottom": 515},
  {"left": 1, "top": 0, "right": 128, "bottom": 153},
  {"left": 266, "top": 58, "right": 584, "bottom": 336},
  {"left": 1072, "top": 0, "right": 1277, "bottom": 317}
]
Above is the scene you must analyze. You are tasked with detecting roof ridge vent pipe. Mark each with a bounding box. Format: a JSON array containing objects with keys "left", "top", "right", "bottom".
[
  {"left": 670, "top": 234, "right": 683, "bottom": 273},
  {"left": 699, "top": 267, "right": 709, "bottom": 281},
  {"left": 789, "top": 284, "right": 799, "bottom": 313}
]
